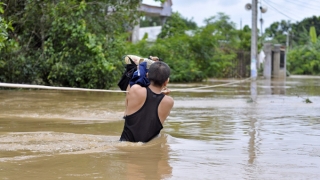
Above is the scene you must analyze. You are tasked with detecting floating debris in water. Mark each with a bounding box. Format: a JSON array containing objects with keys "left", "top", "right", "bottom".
[
  {"left": 304, "top": 98, "right": 312, "bottom": 103},
  {"left": 295, "top": 94, "right": 313, "bottom": 104}
]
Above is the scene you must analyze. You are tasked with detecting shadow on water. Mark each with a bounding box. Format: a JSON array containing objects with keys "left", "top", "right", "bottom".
[{"left": 0, "top": 75, "right": 320, "bottom": 179}]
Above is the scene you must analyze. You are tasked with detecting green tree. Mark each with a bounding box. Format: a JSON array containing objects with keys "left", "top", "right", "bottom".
[
  {"left": 204, "top": 12, "right": 236, "bottom": 31},
  {"left": 287, "top": 39, "right": 320, "bottom": 75},
  {"left": 0, "top": 0, "right": 141, "bottom": 88},
  {"left": 264, "top": 20, "right": 291, "bottom": 45},
  {"left": 127, "top": 12, "right": 245, "bottom": 81},
  {"left": 0, "top": 2, "right": 14, "bottom": 74},
  {"left": 0, "top": 2, "right": 13, "bottom": 51},
  {"left": 190, "top": 13, "right": 238, "bottom": 77},
  {"left": 157, "top": 12, "right": 189, "bottom": 38},
  {"left": 236, "top": 25, "right": 251, "bottom": 51},
  {"left": 183, "top": 17, "right": 197, "bottom": 30},
  {"left": 291, "top": 16, "right": 320, "bottom": 45},
  {"left": 264, "top": 16, "right": 320, "bottom": 47}
]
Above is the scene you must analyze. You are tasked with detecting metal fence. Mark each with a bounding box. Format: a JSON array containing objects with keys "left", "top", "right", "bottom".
[{"left": 227, "top": 51, "right": 251, "bottom": 78}]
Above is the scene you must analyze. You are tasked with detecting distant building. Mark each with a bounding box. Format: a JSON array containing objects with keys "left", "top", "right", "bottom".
[
  {"left": 131, "top": 0, "right": 173, "bottom": 43},
  {"left": 139, "top": 26, "right": 162, "bottom": 42}
]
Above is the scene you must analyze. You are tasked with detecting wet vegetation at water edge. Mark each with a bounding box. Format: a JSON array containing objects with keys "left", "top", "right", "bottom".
[{"left": 0, "top": 1, "right": 320, "bottom": 89}]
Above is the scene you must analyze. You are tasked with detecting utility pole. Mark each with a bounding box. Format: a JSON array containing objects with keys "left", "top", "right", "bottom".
[
  {"left": 285, "top": 30, "right": 289, "bottom": 77},
  {"left": 250, "top": 0, "right": 258, "bottom": 80},
  {"left": 286, "top": 31, "right": 289, "bottom": 52}
]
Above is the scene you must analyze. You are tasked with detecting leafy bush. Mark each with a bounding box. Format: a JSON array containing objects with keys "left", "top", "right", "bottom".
[
  {"left": 126, "top": 12, "right": 244, "bottom": 82},
  {"left": 0, "top": 0, "right": 140, "bottom": 88},
  {"left": 43, "top": 2, "right": 125, "bottom": 88},
  {"left": 125, "top": 33, "right": 204, "bottom": 82},
  {"left": 287, "top": 39, "right": 320, "bottom": 75}
]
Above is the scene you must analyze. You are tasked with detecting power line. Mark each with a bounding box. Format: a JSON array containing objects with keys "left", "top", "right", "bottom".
[
  {"left": 284, "top": 0, "right": 320, "bottom": 11},
  {"left": 263, "top": 0, "right": 298, "bottom": 21},
  {"left": 286, "top": 0, "right": 320, "bottom": 10},
  {"left": 264, "top": 0, "right": 320, "bottom": 21},
  {"left": 263, "top": 0, "right": 301, "bottom": 21}
]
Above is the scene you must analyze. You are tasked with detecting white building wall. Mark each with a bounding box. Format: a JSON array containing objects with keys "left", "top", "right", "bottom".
[{"left": 138, "top": 26, "right": 162, "bottom": 42}]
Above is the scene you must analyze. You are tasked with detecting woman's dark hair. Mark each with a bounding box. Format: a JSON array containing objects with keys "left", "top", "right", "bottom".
[{"left": 148, "top": 61, "right": 170, "bottom": 87}]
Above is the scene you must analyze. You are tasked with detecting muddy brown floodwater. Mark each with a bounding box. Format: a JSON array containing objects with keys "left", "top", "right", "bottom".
[{"left": 0, "top": 75, "right": 320, "bottom": 180}]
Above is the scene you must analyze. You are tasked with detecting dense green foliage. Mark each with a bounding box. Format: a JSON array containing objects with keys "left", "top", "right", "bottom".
[
  {"left": 264, "top": 16, "right": 320, "bottom": 46},
  {"left": 291, "top": 16, "right": 320, "bottom": 46},
  {"left": 128, "top": 34, "right": 204, "bottom": 82},
  {"left": 0, "top": 2, "right": 13, "bottom": 51},
  {"left": 0, "top": 0, "right": 140, "bottom": 88},
  {"left": 264, "top": 20, "right": 291, "bottom": 45},
  {"left": 264, "top": 16, "right": 320, "bottom": 75},
  {"left": 287, "top": 38, "right": 320, "bottom": 75},
  {"left": 127, "top": 12, "right": 250, "bottom": 82},
  {"left": 157, "top": 12, "right": 190, "bottom": 39},
  {"left": 0, "top": 0, "right": 319, "bottom": 89}
]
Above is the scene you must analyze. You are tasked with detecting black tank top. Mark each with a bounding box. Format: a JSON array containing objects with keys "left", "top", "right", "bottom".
[{"left": 120, "top": 87, "right": 165, "bottom": 142}]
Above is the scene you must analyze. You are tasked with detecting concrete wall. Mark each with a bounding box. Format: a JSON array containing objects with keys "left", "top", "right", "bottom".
[
  {"left": 263, "top": 43, "right": 272, "bottom": 79},
  {"left": 139, "top": 26, "right": 162, "bottom": 41},
  {"left": 132, "top": 0, "right": 172, "bottom": 43},
  {"left": 263, "top": 43, "right": 287, "bottom": 79}
]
